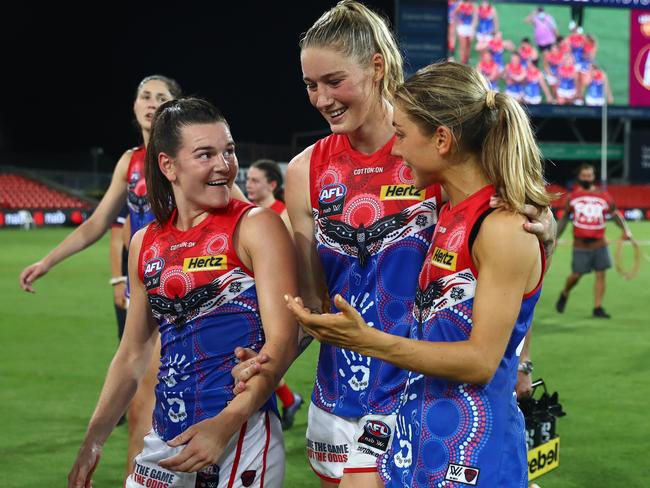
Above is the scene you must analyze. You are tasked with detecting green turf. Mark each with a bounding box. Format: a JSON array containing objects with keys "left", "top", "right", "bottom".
[
  {"left": 1, "top": 223, "right": 649, "bottom": 487},
  {"left": 455, "top": 3, "right": 629, "bottom": 103}
]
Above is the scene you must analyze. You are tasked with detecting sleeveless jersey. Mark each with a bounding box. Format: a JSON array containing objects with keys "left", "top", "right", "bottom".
[
  {"left": 559, "top": 64, "right": 576, "bottom": 90},
  {"left": 524, "top": 66, "right": 543, "bottom": 101},
  {"left": 545, "top": 50, "right": 562, "bottom": 77},
  {"left": 126, "top": 145, "right": 155, "bottom": 237},
  {"left": 477, "top": 5, "right": 495, "bottom": 35},
  {"left": 138, "top": 200, "right": 276, "bottom": 441},
  {"left": 586, "top": 71, "right": 605, "bottom": 102},
  {"left": 568, "top": 188, "right": 613, "bottom": 240},
  {"left": 269, "top": 199, "right": 286, "bottom": 215},
  {"left": 457, "top": 2, "right": 474, "bottom": 26},
  {"left": 379, "top": 185, "right": 544, "bottom": 488},
  {"left": 478, "top": 60, "right": 498, "bottom": 90},
  {"left": 489, "top": 38, "right": 505, "bottom": 67},
  {"left": 518, "top": 45, "right": 534, "bottom": 68},
  {"left": 310, "top": 133, "right": 441, "bottom": 417}
]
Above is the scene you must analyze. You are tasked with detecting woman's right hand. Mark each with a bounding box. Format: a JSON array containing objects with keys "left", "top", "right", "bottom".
[
  {"left": 231, "top": 347, "right": 269, "bottom": 395},
  {"left": 68, "top": 441, "right": 102, "bottom": 488},
  {"left": 19, "top": 260, "right": 50, "bottom": 293}
]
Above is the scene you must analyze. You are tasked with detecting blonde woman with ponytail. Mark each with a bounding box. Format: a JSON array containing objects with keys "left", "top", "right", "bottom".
[
  {"left": 284, "top": 61, "right": 550, "bottom": 487},
  {"left": 232, "top": 3, "right": 555, "bottom": 486}
]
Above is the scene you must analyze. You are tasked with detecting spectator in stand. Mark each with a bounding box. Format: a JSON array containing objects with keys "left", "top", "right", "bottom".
[
  {"left": 556, "top": 163, "right": 632, "bottom": 318},
  {"left": 477, "top": 49, "right": 500, "bottom": 90},
  {"left": 453, "top": 0, "right": 476, "bottom": 64},
  {"left": 583, "top": 64, "right": 614, "bottom": 106},
  {"left": 525, "top": 7, "right": 558, "bottom": 51},
  {"left": 524, "top": 60, "right": 554, "bottom": 105},
  {"left": 504, "top": 52, "right": 526, "bottom": 101},
  {"left": 518, "top": 37, "right": 539, "bottom": 69},
  {"left": 475, "top": 1, "right": 499, "bottom": 51}
]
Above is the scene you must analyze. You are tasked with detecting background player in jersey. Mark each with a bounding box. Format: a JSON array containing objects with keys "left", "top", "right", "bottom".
[
  {"left": 232, "top": 3, "right": 556, "bottom": 487},
  {"left": 504, "top": 52, "right": 526, "bottom": 102},
  {"left": 453, "top": 0, "right": 476, "bottom": 64},
  {"left": 474, "top": 1, "right": 499, "bottom": 52},
  {"left": 68, "top": 98, "right": 298, "bottom": 488},
  {"left": 285, "top": 60, "right": 550, "bottom": 488},
  {"left": 19, "top": 74, "right": 183, "bottom": 477},
  {"left": 448, "top": 0, "right": 458, "bottom": 58},
  {"left": 583, "top": 64, "right": 613, "bottom": 106},
  {"left": 245, "top": 159, "right": 304, "bottom": 429},
  {"left": 556, "top": 52, "right": 578, "bottom": 105},
  {"left": 555, "top": 163, "right": 632, "bottom": 318},
  {"left": 524, "top": 60, "right": 554, "bottom": 105},
  {"left": 476, "top": 50, "right": 500, "bottom": 90},
  {"left": 110, "top": 205, "right": 129, "bottom": 337}
]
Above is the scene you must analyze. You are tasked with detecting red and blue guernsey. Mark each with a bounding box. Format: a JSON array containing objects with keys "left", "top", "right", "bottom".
[
  {"left": 310, "top": 134, "right": 441, "bottom": 417},
  {"left": 127, "top": 145, "right": 155, "bottom": 237},
  {"left": 379, "top": 185, "right": 544, "bottom": 487},
  {"left": 138, "top": 200, "right": 276, "bottom": 441}
]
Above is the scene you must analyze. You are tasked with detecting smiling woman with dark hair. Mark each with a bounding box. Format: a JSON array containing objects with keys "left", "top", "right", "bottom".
[{"left": 68, "top": 98, "right": 298, "bottom": 488}]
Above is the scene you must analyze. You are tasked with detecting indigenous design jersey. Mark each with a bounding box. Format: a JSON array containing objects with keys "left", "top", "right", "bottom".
[
  {"left": 127, "top": 145, "right": 155, "bottom": 236},
  {"left": 138, "top": 200, "right": 275, "bottom": 441},
  {"left": 310, "top": 134, "right": 441, "bottom": 417},
  {"left": 568, "top": 188, "right": 613, "bottom": 240},
  {"left": 379, "top": 185, "right": 544, "bottom": 488}
]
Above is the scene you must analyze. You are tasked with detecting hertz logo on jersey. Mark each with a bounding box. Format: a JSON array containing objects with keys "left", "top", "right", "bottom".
[
  {"left": 182, "top": 255, "right": 227, "bottom": 272},
  {"left": 380, "top": 184, "right": 425, "bottom": 201},
  {"left": 431, "top": 247, "right": 457, "bottom": 271}
]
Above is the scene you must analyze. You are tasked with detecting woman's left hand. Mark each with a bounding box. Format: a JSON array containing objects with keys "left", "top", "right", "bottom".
[
  {"left": 284, "top": 293, "right": 368, "bottom": 350},
  {"left": 159, "top": 415, "right": 234, "bottom": 473}
]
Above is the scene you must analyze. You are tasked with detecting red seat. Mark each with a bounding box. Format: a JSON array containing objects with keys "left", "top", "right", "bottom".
[{"left": 0, "top": 173, "right": 91, "bottom": 210}]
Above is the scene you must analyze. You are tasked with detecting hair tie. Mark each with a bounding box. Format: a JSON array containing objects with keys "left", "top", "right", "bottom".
[{"left": 485, "top": 90, "right": 497, "bottom": 110}]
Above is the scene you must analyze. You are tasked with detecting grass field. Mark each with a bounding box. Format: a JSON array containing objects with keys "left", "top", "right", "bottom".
[
  {"left": 1, "top": 223, "right": 649, "bottom": 487},
  {"left": 453, "top": 3, "right": 629, "bottom": 103}
]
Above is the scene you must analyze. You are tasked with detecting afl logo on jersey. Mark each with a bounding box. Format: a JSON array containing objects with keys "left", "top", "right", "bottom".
[
  {"left": 144, "top": 257, "right": 165, "bottom": 277},
  {"left": 358, "top": 419, "right": 391, "bottom": 451},
  {"left": 319, "top": 183, "right": 347, "bottom": 217}
]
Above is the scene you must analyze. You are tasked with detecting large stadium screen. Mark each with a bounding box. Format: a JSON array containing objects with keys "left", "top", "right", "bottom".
[{"left": 396, "top": 0, "right": 650, "bottom": 118}]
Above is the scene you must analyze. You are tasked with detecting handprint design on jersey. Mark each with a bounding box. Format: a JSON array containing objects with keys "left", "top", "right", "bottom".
[
  {"left": 340, "top": 350, "right": 371, "bottom": 392},
  {"left": 161, "top": 353, "right": 191, "bottom": 388}
]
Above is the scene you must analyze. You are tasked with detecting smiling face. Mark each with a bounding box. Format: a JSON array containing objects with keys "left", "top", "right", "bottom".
[
  {"left": 133, "top": 79, "right": 174, "bottom": 131},
  {"left": 160, "top": 122, "right": 238, "bottom": 213},
  {"left": 301, "top": 47, "right": 381, "bottom": 135},
  {"left": 391, "top": 105, "right": 451, "bottom": 189}
]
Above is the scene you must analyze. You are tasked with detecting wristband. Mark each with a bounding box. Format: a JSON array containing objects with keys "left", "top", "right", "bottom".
[{"left": 109, "top": 276, "right": 127, "bottom": 286}]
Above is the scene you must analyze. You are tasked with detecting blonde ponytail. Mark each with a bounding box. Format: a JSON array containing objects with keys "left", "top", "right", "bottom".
[{"left": 394, "top": 61, "right": 552, "bottom": 212}]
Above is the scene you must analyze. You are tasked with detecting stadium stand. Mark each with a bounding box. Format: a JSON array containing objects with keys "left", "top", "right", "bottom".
[
  {"left": 0, "top": 173, "right": 92, "bottom": 209},
  {"left": 0, "top": 172, "right": 93, "bottom": 228}
]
